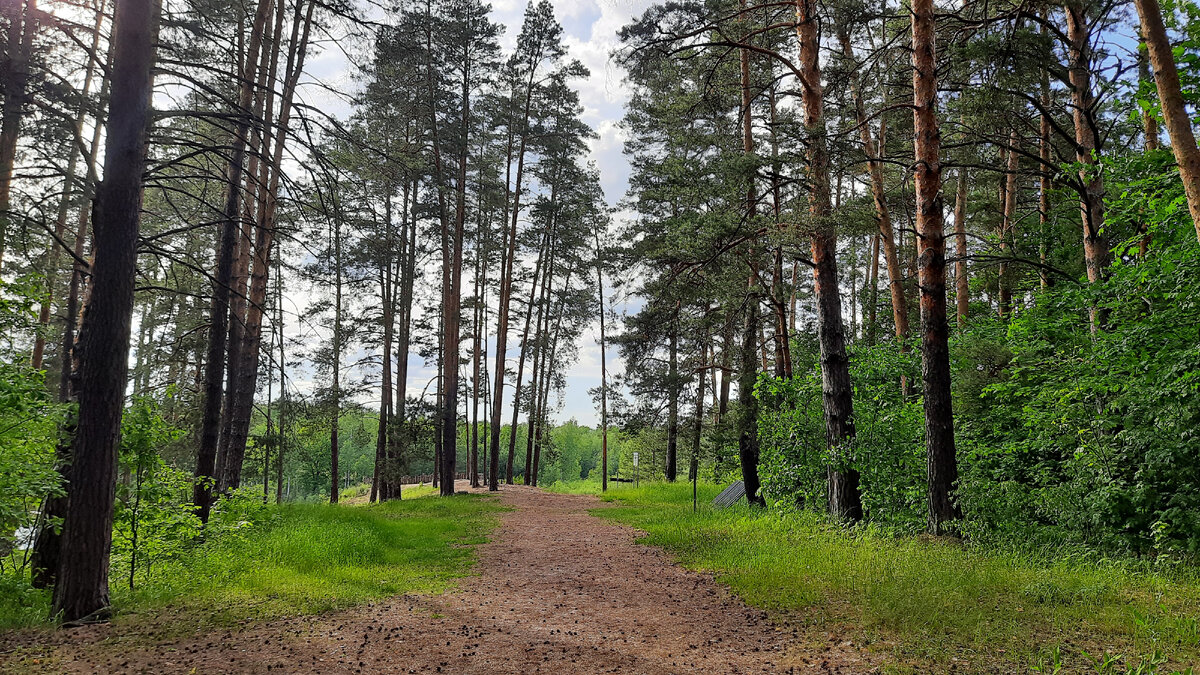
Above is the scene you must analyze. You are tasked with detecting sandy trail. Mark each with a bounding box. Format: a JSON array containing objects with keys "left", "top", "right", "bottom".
[{"left": 2, "top": 484, "right": 868, "bottom": 673}]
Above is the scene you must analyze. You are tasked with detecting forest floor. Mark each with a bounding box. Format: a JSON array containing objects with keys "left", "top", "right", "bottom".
[{"left": 0, "top": 483, "right": 869, "bottom": 674}]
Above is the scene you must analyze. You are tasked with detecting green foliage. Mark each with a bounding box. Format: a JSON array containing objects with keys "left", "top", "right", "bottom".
[
  {"left": 0, "top": 277, "right": 64, "bottom": 591},
  {"left": 111, "top": 397, "right": 196, "bottom": 591},
  {"left": 757, "top": 342, "right": 925, "bottom": 528},
  {"left": 957, "top": 155, "right": 1200, "bottom": 556}
]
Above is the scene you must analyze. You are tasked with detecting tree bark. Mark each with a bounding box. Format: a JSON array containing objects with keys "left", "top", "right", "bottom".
[
  {"left": 30, "top": 12, "right": 114, "bottom": 589},
  {"left": 392, "top": 178, "right": 417, "bottom": 499},
  {"left": 373, "top": 193, "right": 396, "bottom": 503},
  {"left": 1039, "top": 62, "right": 1053, "bottom": 289},
  {"left": 330, "top": 203, "right": 342, "bottom": 505},
  {"left": 1133, "top": 0, "right": 1200, "bottom": 241},
  {"left": 998, "top": 131, "right": 1019, "bottom": 318},
  {"left": 51, "top": 0, "right": 158, "bottom": 623},
  {"left": 0, "top": 0, "right": 36, "bottom": 273},
  {"left": 220, "top": 0, "right": 311, "bottom": 494},
  {"left": 195, "top": 0, "right": 273, "bottom": 522},
  {"left": 594, "top": 227, "right": 608, "bottom": 492},
  {"left": 506, "top": 225, "right": 551, "bottom": 483},
  {"left": 31, "top": 0, "right": 107, "bottom": 370},
  {"left": 912, "top": 0, "right": 961, "bottom": 535},
  {"left": 735, "top": 0, "right": 764, "bottom": 508},
  {"left": 799, "top": 0, "right": 860, "bottom": 520},
  {"left": 489, "top": 58, "right": 540, "bottom": 491},
  {"left": 1065, "top": 1, "right": 1110, "bottom": 314},
  {"left": 954, "top": 168, "right": 970, "bottom": 323},
  {"left": 1138, "top": 37, "right": 1160, "bottom": 152},
  {"left": 666, "top": 302, "right": 679, "bottom": 482},
  {"left": 523, "top": 229, "right": 556, "bottom": 485}
]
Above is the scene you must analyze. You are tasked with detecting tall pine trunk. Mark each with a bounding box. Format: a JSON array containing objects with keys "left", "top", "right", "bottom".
[
  {"left": 954, "top": 168, "right": 970, "bottom": 323},
  {"left": 912, "top": 0, "right": 961, "bottom": 535},
  {"left": 220, "top": 0, "right": 312, "bottom": 493},
  {"left": 195, "top": 0, "right": 273, "bottom": 522},
  {"left": 666, "top": 302, "right": 679, "bottom": 481},
  {"left": 51, "top": 0, "right": 158, "bottom": 622},
  {"left": 1065, "top": 1, "right": 1109, "bottom": 318},
  {"left": 594, "top": 227, "right": 609, "bottom": 492},
  {"left": 998, "top": 131, "right": 1019, "bottom": 317},
  {"left": 797, "top": 0, "right": 861, "bottom": 521},
  {"left": 489, "top": 70, "right": 539, "bottom": 490},
  {"left": 30, "top": 17, "right": 115, "bottom": 589},
  {"left": 1133, "top": 0, "right": 1200, "bottom": 239},
  {"left": 735, "top": 0, "right": 764, "bottom": 507}
]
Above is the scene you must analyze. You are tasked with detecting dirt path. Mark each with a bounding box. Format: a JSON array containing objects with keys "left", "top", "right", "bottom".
[{"left": 2, "top": 484, "right": 869, "bottom": 674}]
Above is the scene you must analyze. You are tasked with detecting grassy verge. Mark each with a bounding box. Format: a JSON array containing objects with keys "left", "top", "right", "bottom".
[
  {"left": 2, "top": 491, "right": 501, "bottom": 633},
  {"left": 546, "top": 478, "right": 1200, "bottom": 674}
]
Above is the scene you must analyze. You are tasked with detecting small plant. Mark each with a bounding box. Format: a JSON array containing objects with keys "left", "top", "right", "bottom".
[{"left": 1030, "top": 644, "right": 1064, "bottom": 673}]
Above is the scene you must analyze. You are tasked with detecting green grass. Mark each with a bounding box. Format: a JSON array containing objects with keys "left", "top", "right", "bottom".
[
  {"left": 118, "top": 493, "right": 502, "bottom": 624},
  {"left": 546, "top": 478, "right": 1200, "bottom": 673},
  {"left": 1, "top": 491, "right": 502, "bottom": 633}
]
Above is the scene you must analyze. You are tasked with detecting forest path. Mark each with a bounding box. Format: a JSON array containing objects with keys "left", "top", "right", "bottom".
[{"left": 5, "top": 483, "right": 868, "bottom": 674}]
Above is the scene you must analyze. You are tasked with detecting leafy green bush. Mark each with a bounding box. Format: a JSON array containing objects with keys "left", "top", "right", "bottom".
[
  {"left": 0, "top": 277, "right": 64, "bottom": 577},
  {"left": 757, "top": 341, "right": 925, "bottom": 529}
]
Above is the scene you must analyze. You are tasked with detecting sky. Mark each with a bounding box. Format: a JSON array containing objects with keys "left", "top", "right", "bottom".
[{"left": 283, "top": 0, "right": 656, "bottom": 428}]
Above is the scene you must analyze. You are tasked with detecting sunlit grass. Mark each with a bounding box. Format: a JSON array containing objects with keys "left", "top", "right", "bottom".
[
  {"left": 111, "top": 493, "right": 502, "bottom": 627},
  {"left": 0, "top": 490, "right": 502, "bottom": 634},
  {"left": 547, "top": 479, "right": 1200, "bottom": 673}
]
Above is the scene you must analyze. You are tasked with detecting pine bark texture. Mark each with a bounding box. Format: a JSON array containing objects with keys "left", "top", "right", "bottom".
[
  {"left": 52, "top": 0, "right": 158, "bottom": 623},
  {"left": 912, "top": 0, "right": 961, "bottom": 535},
  {"left": 1133, "top": 0, "right": 1200, "bottom": 241},
  {"left": 798, "top": 0, "right": 861, "bottom": 520}
]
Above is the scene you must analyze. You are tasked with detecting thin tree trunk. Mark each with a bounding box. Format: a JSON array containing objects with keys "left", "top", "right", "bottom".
[
  {"left": 837, "top": 28, "right": 908, "bottom": 345},
  {"left": 372, "top": 195, "right": 395, "bottom": 503},
  {"left": 220, "top": 0, "right": 311, "bottom": 494},
  {"left": 799, "top": 0, "right": 860, "bottom": 521},
  {"left": 998, "top": 131, "right": 1018, "bottom": 317},
  {"left": 215, "top": 9, "right": 276, "bottom": 491},
  {"left": 393, "top": 178, "right": 417, "bottom": 499},
  {"left": 767, "top": 86, "right": 792, "bottom": 378},
  {"left": 524, "top": 235, "right": 556, "bottom": 485},
  {"left": 490, "top": 62, "right": 540, "bottom": 491},
  {"left": 1138, "top": 37, "right": 1160, "bottom": 153},
  {"left": 912, "top": 0, "right": 961, "bottom": 535},
  {"left": 275, "top": 266, "right": 285, "bottom": 504},
  {"left": 195, "top": 0, "right": 274, "bottom": 522},
  {"left": 51, "top": 0, "right": 158, "bottom": 622},
  {"left": 330, "top": 208, "right": 342, "bottom": 505},
  {"left": 954, "top": 168, "right": 970, "bottom": 323},
  {"left": 1039, "top": 61, "right": 1053, "bottom": 289},
  {"left": 31, "top": 0, "right": 107, "bottom": 370},
  {"left": 594, "top": 226, "right": 608, "bottom": 492},
  {"left": 470, "top": 230, "right": 482, "bottom": 489},
  {"left": 666, "top": 301, "right": 679, "bottom": 481},
  {"left": 0, "top": 0, "right": 36, "bottom": 273},
  {"left": 866, "top": 234, "right": 880, "bottom": 344},
  {"left": 532, "top": 275, "right": 571, "bottom": 486},
  {"left": 718, "top": 313, "right": 733, "bottom": 423},
  {"left": 1066, "top": 0, "right": 1110, "bottom": 323},
  {"left": 691, "top": 347, "right": 705, "bottom": 484}
]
